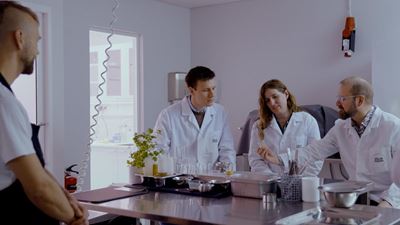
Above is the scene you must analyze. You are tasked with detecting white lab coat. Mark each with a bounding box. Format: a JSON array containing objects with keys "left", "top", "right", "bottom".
[
  {"left": 154, "top": 96, "right": 235, "bottom": 168},
  {"left": 288, "top": 107, "right": 400, "bottom": 208},
  {"left": 248, "top": 111, "right": 322, "bottom": 176},
  {"left": 392, "top": 151, "right": 400, "bottom": 186}
]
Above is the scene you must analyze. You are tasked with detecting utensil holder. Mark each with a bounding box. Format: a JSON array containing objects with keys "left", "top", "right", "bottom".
[{"left": 279, "top": 174, "right": 302, "bottom": 201}]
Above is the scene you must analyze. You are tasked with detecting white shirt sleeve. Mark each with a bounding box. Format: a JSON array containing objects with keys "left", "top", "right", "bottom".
[
  {"left": 302, "top": 114, "right": 323, "bottom": 176},
  {"left": 153, "top": 109, "right": 172, "bottom": 154},
  {"left": 217, "top": 111, "right": 236, "bottom": 169},
  {"left": 248, "top": 121, "right": 275, "bottom": 174},
  {"left": 0, "top": 94, "right": 35, "bottom": 164}
]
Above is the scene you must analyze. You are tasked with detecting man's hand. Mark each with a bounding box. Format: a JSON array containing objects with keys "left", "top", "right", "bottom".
[
  {"left": 68, "top": 203, "right": 89, "bottom": 225},
  {"left": 63, "top": 189, "right": 89, "bottom": 225},
  {"left": 257, "top": 145, "right": 280, "bottom": 165}
]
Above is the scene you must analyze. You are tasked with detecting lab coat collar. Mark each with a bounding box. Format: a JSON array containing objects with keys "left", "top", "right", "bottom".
[
  {"left": 365, "top": 106, "right": 382, "bottom": 129},
  {"left": 180, "top": 96, "right": 216, "bottom": 130},
  {"left": 270, "top": 112, "right": 302, "bottom": 134},
  {"left": 181, "top": 96, "right": 215, "bottom": 116},
  {"left": 291, "top": 112, "right": 304, "bottom": 123},
  {"left": 343, "top": 106, "right": 382, "bottom": 133}
]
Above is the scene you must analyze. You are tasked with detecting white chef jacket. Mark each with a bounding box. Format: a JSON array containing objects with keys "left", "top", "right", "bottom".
[
  {"left": 286, "top": 107, "right": 400, "bottom": 208},
  {"left": 154, "top": 96, "right": 235, "bottom": 168},
  {"left": 248, "top": 111, "right": 322, "bottom": 176}
]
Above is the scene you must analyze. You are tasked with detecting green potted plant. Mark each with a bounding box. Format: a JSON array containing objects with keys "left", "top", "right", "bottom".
[{"left": 127, "top": 128, "right": 163, "bottom": 176}]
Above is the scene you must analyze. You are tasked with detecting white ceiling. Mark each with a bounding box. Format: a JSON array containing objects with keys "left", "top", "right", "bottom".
[{"left": 156, "top": 0, "right": 244, "bottom": 9}]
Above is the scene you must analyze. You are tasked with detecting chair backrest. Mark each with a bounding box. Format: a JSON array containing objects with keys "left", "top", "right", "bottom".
[
  {"left": 318, "top": 158, "right": 349, "bottom": 181},
  {"left": 236, "top": 104, "right": 338, "bottom": 156},
  {"left": 236, "top": 109, "right": 259, "bottom": 156},
  {"left": 301, "top": 105, "right": 338, "bottom": 138},
  {"left": 236, "top": 153, "right": 250, "bottom": 171}
]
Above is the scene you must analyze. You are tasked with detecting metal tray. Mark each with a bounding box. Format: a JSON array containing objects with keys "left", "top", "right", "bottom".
[
  {"left": 275, "top": 207, "right": 380, "bottom": 225},
  {"left": 127, "top": 175, "right": 232, "bottom": 198},
  {"left": 230, "top": 172, "right": 278, "bottom": 198}
]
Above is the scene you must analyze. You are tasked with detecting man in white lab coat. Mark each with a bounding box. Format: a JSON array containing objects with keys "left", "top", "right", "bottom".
[
  {"left": 258, "top": 76, "right": 400, "bottom": 208},
  {"left": 154, "top": 66, "right": 235, "bottom": 171}
]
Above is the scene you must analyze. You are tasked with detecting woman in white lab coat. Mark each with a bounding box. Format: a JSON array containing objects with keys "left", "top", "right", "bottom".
[{"left": 248, "top": 79, "right": 322, "bottom": 176}]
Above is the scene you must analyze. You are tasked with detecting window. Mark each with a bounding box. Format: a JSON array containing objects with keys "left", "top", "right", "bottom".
[{"left": 89, "top": 30, "right": 140, "bottom": 189}]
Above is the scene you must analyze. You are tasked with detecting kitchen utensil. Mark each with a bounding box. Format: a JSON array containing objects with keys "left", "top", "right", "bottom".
[
  {"left": 208, "top": 178, "right": 231, "bottom": 191},
  {"left": 172, "top": 175, "right": 194, "bottom": 186},
  {"left": 318, "top": 181, "right": 370, "bottom": 208},
  {"left": 279, "top": 173, "right": 302, "bottom": 201},
  {"left": 188, "top": 179, "right": 214, "bottom": 192}
]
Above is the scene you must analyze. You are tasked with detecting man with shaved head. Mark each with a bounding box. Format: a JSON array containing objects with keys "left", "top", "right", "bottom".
[
  {"left": 258, "top": 76, "right": 400, "bottom": 208},
  {"left": 0, "top": 1, "right": 87, "bottom": 224}
]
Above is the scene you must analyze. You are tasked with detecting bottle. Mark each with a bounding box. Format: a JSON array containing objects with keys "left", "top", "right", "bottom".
[{"left": 152, "top": 163, "right": 159, "bottom": 176}]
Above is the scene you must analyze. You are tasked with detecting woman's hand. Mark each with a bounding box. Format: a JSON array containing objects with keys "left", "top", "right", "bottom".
[{"left": 257, "top": 145, "right": 280, "bottom": 165}]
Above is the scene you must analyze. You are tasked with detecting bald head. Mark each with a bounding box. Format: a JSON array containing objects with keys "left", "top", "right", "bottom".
[{"left": 340, "top": 76, "right": 374, "bottom": 105}]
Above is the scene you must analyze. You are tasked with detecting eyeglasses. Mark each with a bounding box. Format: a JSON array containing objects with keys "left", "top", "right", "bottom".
[{"left": 336, "top": 95, "right": 357, "bottom": 102}]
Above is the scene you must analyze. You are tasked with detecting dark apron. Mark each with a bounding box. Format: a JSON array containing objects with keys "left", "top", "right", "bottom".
[{"left": 0, "top": 73, "right": 59, "bottom": 224}]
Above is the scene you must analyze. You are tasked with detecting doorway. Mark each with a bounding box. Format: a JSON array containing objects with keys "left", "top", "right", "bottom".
[{"left": 89, "top": 29, "right": 140, "bottom": 189}]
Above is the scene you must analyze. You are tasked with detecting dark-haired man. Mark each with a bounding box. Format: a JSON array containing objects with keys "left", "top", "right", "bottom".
[{"left": 154, "top": 66, "right": 235, "bottom": 172}]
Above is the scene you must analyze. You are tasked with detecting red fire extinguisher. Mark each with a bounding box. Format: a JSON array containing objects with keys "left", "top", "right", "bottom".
[
  {"left": 64, "top": 164, "right": 79, "bottom": 193},
  {"left": 342, "top": 17, "right": 356, "bottom": 57}
]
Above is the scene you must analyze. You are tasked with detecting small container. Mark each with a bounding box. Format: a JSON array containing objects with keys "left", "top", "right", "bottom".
[
  {"left": 279, "top": 174, "right": 302, "bottom": 202},
  {"left": 198, "top": 183, "right": 214, "bottom": 192},
  {"left": 208, "top": 179, "right": 231, "bottom": 192},
  {"left": 230, "top": 172, "right": 278, "bottom": 198},
  {"left": 188, "top": 180, "right": 213, "bottom": 192},
  {"left": 172, "top": 175, "right": 194, "bottom": 186}
]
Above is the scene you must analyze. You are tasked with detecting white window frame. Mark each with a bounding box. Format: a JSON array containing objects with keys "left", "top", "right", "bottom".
[{"left": 89, "top": 28, "right": 143, "bottom": 127}]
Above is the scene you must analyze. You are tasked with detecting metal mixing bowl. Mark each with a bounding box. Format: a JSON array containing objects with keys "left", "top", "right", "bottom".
[
  {"left": 318, "top": 181, "right": 368, "bottom": 208},
  {"left": 321, "top": 191, "right": 358, "bottom": 208}
]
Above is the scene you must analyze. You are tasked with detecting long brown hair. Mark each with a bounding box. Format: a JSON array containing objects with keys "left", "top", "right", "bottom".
[{"left": 257, "top": 79, "right": 300, "bottom": 140}]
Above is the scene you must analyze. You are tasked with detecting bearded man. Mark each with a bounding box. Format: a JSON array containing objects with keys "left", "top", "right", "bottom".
[{"left": 0, "top": 1, "right": 87, "bottom": 224}]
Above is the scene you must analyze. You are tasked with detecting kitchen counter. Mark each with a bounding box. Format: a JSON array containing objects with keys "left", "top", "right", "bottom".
[{"left": 81, "top": 190, "right": 400, "bottom": 225}]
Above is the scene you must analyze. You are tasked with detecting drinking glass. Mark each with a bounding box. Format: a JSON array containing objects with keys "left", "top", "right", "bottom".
[{"left": 224, "top": 162, "right": 234, "bottom": 177}]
